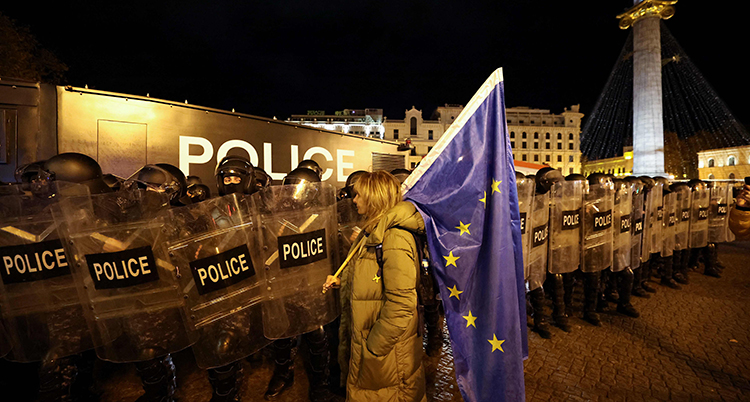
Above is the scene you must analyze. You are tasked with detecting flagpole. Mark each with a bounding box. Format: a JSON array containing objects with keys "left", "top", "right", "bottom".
[{"left": 401, "top": 68, "right": 505, "bottom": 196}]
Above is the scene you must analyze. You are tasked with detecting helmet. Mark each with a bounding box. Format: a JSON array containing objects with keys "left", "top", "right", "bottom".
[
  {"left": 337, "top": 186, "right": 353, "bottom": 201},
  {"left": 39, "top": 153, "right": 112, "bottom": 195},
  {"left": 535, "top": 167, "right": 564, "bottom": 194},
  {"left": 14, "top": 160, "right": 46, "bottom": 184},
  {"left": 687, "top": 179, "right": 705, "bottom": 191},
  {"left": 186, "top": 175, "right": 203, "bottom": 186},
  {"left": 187, "top": 183, "right": 211, "bottom": 203},
  {"left": 102, "top": 174, "right": 125, "bottom": 191},
  {"left": 587, "top": 172, "right": 613, "bottom": 186},
  {"left": 282, "top": 167, "right": 321, "bottom": 209},
  {"left": 670, "top": 182, "right": 689, "bottom": 193},
  {"left": 342, "top": 170, "right": 367, "bottom": 199},
  {"left": 624, "top": 176, "right": 642, "bottom": 185},
  {"left": 215, "top": 155, "right": 257, "bottom": 196},
  {"left": 653, "top": 176, "right": 671, "bottom": 195},
  {"left": 253, "top": 167, "right": 272, "bottom": 192},
  {"left": 390, "top": 168, "right": 411, "bottom": 185},
  {"left": 565, "top": 173, "right": 586, "bottom": 182},
  {"left": 127, "top": 163, "right": 190, "bottom": 206},
  {"left": 638, "top": 176, "right": 655, "bottom": 191},
  {"left": 515, "top": 171, "right": 526, "bottom": 181},
  {"left": 296, "top": 159, "right": 323, "bottom": 179}
]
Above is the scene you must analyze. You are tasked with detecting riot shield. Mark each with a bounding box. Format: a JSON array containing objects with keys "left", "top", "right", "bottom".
[
  {"left": 648, "top": 182, "right": 664, "bottom": 255},
  {"left": 254, "top": 183, "right": 340, "bottom": 340},
  {"left": 163, "top": 194, "right": 269, "bottom": 369},
  {"left": 336, "top": 198, "right": 363, "bottom": 263},
  {"left": 548, "top": 181, "right": 582, "bottom": 274},
  {"left": 55, "top": 188, "right": 193, "bottom": 363},
  {"left": 708, "top": 183, "right": 730, "bottom": 243},
  {"left": 630, "top": 183, "right": 644, "bottom": 269},
  {"left": 0, "top": 183, "right": 93, "bottom": 363},
  {"left": 661, "top": 192, "right": 676, "bottom": 258},
  {"left": 527, "top": 192, "right": 549, "bottom": 290},
  {"left": 640, "top": 186, "right": 652, "bottom": 263},
  {"left": 689, "top": 185, "right": 710, "bottom": 249},
  {"left": 516, "top": 178, "right": 535, "bottom": 280},
  {"left": 727, "top": 184, "right": 737, "bottom": 242},
  {"left": 612, "top": 182, "right": 632, "bottom": 272},
  {"left": 673, "top": 186, "right": 691, "bottom": 251},
  {"left": 581, "top": 181, "right": 614, "bottom": 273}
]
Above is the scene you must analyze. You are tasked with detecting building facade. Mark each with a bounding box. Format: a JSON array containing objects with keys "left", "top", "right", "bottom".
[
  {"left": 507, "top": 105, "right": 583, "bottom": 175},
  {"left": 382, "top": 104, "right": 463, "bottom": 168},
  {"left": 582, "top": 147, "right": 634, "bottom": 177},
  {"left": 286, "top": 108, "right": 385, "bottom": 138},
  {"left": 697, "top": 145, "right": 750, "bottom": 180}
]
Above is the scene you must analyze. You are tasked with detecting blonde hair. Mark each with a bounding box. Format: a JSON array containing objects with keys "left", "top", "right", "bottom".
[{"left": 353, "top": 171, "right": 402, "bottom": 231}]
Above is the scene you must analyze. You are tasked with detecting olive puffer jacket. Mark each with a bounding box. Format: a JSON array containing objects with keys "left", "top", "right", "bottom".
[
  {"left": 729, "top": 206, "right": 750, "bottom": 241},
  {"left": 338, "top": 201, "right": 426, "bottom": 402}
]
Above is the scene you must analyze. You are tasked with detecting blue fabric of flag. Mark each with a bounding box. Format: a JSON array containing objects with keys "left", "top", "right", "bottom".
[{"left": 403, "top": 69, "right": 527, "bottom": 402}]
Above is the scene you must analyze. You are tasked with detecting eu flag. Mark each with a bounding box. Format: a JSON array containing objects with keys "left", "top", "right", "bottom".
[{"left": 403, "top": 68, "right": 527, "bottom": 402}]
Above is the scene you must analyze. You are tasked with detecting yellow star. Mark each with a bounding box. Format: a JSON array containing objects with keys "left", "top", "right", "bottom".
[
  {"left": 443, "top": 250, "right": 460, "bottom": 267},
  {"left": 463, "top": 310, "right": 477, "bottom": 328},
  {"left": 447, "top": 284, "right": 463, "bottom": 300},
  {"left": 488, "top": 334, "right": 505, "bottom": 353},
  {"left": 491, "top": 179, "right": 502, "bottom": 194},
  {"left": 455, "top": 221, "right": 471, "bottom": 236},
  {"left": 372, "top": 275, "right": 381, "bottom": 283},
  {"left": 479, "top": 191, "right": 487, "bottom": 206}
]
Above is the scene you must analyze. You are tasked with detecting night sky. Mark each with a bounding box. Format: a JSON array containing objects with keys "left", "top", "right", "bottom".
[{"left": 2, "top": 1, "right": 746, "bottom": 128}]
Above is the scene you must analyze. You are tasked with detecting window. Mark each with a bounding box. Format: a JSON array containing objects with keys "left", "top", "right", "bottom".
[
  {"left": 522, "top": 154, "right": 527, "bottom": 161},
  {"left": 545, "top": 133, "right": 550, "bottom": 139},
  {"left": 511, "top": 141, "right": 515, "bottom": 148},
  {"left": 707, "top": 158, "right": 714, "bottom": 167},
  {"left": 534, "top": 132, "right": 539, "bottom": 139},
  {"left": 728, "top": 156, "right": 736, "bottom": 166},
  {"left": 522, "top": 132, "right": 527, "bottom": 139},
  {"left": 729, "top": 173, "right": 736, "bottom": 179},
  {"left": 510, "top": 131, "right": 515, "bottom": 138},
  {"left": 569, "top": 133, "right": 574, "bottom": 140},
  {"left": 534, "top": 155, "right": 539, "bottom": 162},
  {"left": 410, "top": 117, "right": 417, "bottom": 136},
  {"left": 569, "top": 155, "right": 574, "bottom": 163},
  {"left": 557, "top": 133, "right": 562, "bottom": 140},
  {"left": 557, "top": 155, "right": 562, "bottom": 162},
  {"left": 393, "top": 129, "right": 399, "bottom": 140},
  {"left": 569, "top": 168, "right": 574, "bottom": 175},
  {"left": 428, "top": 130, "right": 434, "bottom": 140},
  {"left": 410, "top": 149, "right": 417, "bottom": 156},
  {"left": 522, "top": 142, "right": 527, "bottom": 149},
  {"left": 557, "top": 143, "right": 562, "bottom": 150},
  {"left": 568, "top": 143, "right": 573, "bottom": 150},
  {"left": 545, "top": 155, "right": 550, "bottom": 162},
  {"left": 708, "top": 173, "right": 715, "bottom": 179},
  {"left": 534, "top": 142, "right": 539, "bottom": 149},
  {"left": 545, "top": 142, "right": 550, "bottom": 149}
]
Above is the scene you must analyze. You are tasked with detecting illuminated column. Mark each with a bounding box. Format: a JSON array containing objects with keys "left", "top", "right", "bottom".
[{"left": 617, "top": 0, "right": 677, "bottom": 177}]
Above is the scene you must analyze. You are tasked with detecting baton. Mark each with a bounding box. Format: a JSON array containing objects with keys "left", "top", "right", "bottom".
[{"left": 323, "top": 236, "right": 366, "bottom": 294}]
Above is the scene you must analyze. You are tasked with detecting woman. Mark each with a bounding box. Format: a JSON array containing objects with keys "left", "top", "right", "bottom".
[{"left": 324, "top": 171, "right": 426, "bottom": 402}]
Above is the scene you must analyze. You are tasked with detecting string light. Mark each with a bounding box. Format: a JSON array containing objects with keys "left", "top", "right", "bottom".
[{"left": 581, "top": 22, "right": 750, "bottom": 178}]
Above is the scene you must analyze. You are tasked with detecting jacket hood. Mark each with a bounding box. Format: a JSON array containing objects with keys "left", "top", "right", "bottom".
[{"left": 365, "top": 201, "right": 425, "bottom": 246}]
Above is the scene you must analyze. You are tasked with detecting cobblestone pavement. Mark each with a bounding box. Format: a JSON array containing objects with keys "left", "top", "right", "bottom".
[{"left": 8, "top": 241, "right": 747, "bottom": 401}]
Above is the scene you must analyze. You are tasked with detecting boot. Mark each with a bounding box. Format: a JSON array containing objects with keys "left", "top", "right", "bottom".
[
  {"left": 631, "top": 267, "right": 650, "bottom": 298},
  {"left": 37, "top": 355, "right": 77, "bottom": 402},
  {"left": 582, "top": 272, "right": 601, "bottom": 326},
  {"left": 550, "top": 274, "right": 571, "bottom": 332},
  {"left": 71, "top": 350, "right": 99, "bottom": 402},
  {"left": 424, "top": 302, "right": 443, "bottom": 356},
  {"left": 207, "top": 361, "right": 243, "bottom": 402},
  {"left": 659, "top": 256, "right": 682, "bottom": 289},
  {"left": 562, "top": 272, "right": 575, "bottom": 318},
  {"left": 603, "top": 269, "right": 619, "bottom": 303},
  {"left": 529, "top": 287, "right": 552, "bottom": 338},
  {"left": 672, "top": 249, "right": 689, "bottom": 284},
  {"left": 304, "top": 327, "right": 339, "bottom": 402},
  {"left": 135, "top": 355, "right": 177, "bottom": 402},
  {"left": 641, "top": 260, "right": 657, "bottom": 293},
  {"left": 703, "top": 244, "right": 721, "bottom": 278},
  {"left": 616, "top": 269, "right": 640, "bottom": 318},
  {"left": 264, "top": 338, "right": 296, "bottom": 400}
]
